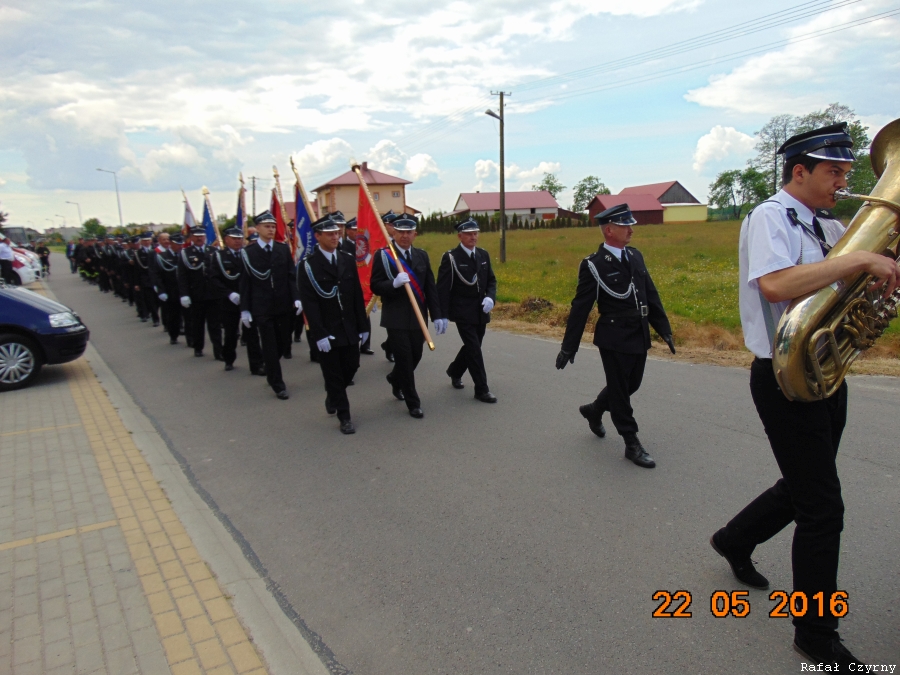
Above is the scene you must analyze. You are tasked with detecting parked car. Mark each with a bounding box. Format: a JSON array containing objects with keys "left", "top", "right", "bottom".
[
  {"left": 9, "top": 249, "right": 37, "bottom": 285},
  {"left": 0, "top": 283, "right": 90, "bottom": 390}
]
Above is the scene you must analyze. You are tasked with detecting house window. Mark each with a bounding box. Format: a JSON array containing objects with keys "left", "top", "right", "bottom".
[
  {"left": 373, "top": 192, "right": 380, "bottom": 201},
  {"left": 392, "top": 191, "right": 400, "bottom": 198},
  {"left": 530, "top": 208, "right": 536, "bottom": 214}
]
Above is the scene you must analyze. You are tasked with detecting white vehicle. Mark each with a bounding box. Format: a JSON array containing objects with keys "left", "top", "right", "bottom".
[{"left": 10, "top": 248, "right": 37, "bottom": 285}]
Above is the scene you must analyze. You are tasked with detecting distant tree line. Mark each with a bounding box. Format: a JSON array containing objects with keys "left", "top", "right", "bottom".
[{"left": 709, "top": 103, "right": 877, "bottom": 220}]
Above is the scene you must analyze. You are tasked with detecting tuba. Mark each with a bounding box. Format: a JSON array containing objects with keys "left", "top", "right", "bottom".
[{"left": 773, "top": 117, "right": 900, "bottom": 402}]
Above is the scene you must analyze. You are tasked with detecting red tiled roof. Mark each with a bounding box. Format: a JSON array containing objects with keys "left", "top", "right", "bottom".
[
  {"left": 312, "top": 162, "right": 411, "bottom": 193},
  {"left": 590, "top": 194, "right": 663, "bottom": 212},
  {"left": 457, "top": 191, "right": 559, "bottom": 211},
  {"left": 618, "top": 181, "right": 678, "bottom": 199},
  {"left": 284, "top": 201, "right": 319, "bottom": 221}
]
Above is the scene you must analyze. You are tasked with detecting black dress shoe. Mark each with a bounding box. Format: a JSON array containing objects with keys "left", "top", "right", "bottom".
[
  {"left": 579, "top": 404, "right": 606, "bottom": 438},
  {"left": 325, "top": 397, "right": 336, "bottom": 415},
  {"left": 169, "top": 338, "right": 178, "bottom": 345},
  {"left": 339, "top": 419, "right": 356, "bottom": 434},
  {"left": 386, "top": 374, "right": 405, "bottom": 401},
  {"left": 360, "top": 347, "right": 375, "bottom": 355},
  {"left": 283, "top": 351, "right": 292, "bottom": 359},
  {"left": 251, "top": 369, "right": 266, "bottom": 377},
  {"left": 152, "top": 321, "right": 160, "bottom": 327},
  {"left": 310, "top": 353, "right": 319, "bottom": 363},
  {"left": 194, "top": 350, "right": 204, "bottom": 357},
  {"left": 293, "top": 336, "right": 302, "bottom": 343},
  {"left": 214, "top": 354, "right": 224, "bottom": 362},
  {"left": 140, "top": 317, "right": 148, "bottom": 323},
  {"left": 794, "top": 634, "right": 865, "bottom": 669},
  {"left": 474, "top": 391, "right": 497, "bottom": 403},
  {"left": 709, "top": 530, "right": 770, "bottom": 589},
  {"left": 348, "top": 380, "right": 355, "bottom": 386},
  {"left": 409, "top": 408, "right": 424, "bottom": 419},
  {"left": 224, "top": 363, "right": 234, "bottom": 371},
  {"left": 624, "top": 436, "right": 656, "bottom": 469},
  {"left": 276, "top": 390, "right": 290, "bottom": 400},
  {"left": 447, "top": 368, "right": 464, "bottom": 389}
]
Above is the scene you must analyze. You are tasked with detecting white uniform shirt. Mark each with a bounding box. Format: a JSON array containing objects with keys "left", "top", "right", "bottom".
[
  {"left": 739, "top": 189, "right": 846, "bottom": 358},
  {"left": 603, "top": 243, "right": 626, "bottom": 261},
  {"left": 0, "top": 242, "right": 14, "bottom": 261}
]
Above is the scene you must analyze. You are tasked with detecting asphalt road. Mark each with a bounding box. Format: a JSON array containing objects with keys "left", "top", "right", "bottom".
[{"left": 46, "top": 255, "right": 899, "bottom": 674}]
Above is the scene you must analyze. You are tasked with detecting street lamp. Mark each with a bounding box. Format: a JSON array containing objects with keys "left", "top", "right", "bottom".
[
  {"left": 55, "top": 214, "right": 67, "bottom": 227},
  {"left": 96, "top": 168, "right": 124, "bottom": 228},
  {"left": 66, "top": 201, "right": 83, "bottom": 226},
  {"left": 486, "top": 91, "right": 510, "bottom": 263}
]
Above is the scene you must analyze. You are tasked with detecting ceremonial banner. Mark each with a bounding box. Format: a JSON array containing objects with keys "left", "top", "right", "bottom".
[
  {"left": 290, "top": 158, "right": 315, "bottom": 262},
  {"left": 356, "top": 184, "right": 388, "bottom": 305},
  {"left": 181, "top": 189, "right": 196, "bottom": 237},
  {"left": 235, "top": 174, "right": 246, "bottom": 231},
  {"left": 201, "top": 187, "right": 223, "bottom": 248},
  {"left": 270, "top": 188, "right": 287, "bottom": 243}
]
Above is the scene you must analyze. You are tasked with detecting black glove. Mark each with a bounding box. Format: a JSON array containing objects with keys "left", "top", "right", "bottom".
[
  {"left": 663, "top": 334, "right": 676, "bottom": 354},
  {"left": 555, "top": 349, "right": 575, "bottom": 370}
]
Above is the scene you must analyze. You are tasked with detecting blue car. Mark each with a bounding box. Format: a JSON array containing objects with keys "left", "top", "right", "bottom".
[{"left": 0, "top": 283, "right": 90, "bottom": 391}]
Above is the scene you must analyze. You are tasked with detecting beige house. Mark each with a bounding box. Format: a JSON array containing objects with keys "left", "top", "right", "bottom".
[{"left": 312, "top": 162, "right": 412, "bottom": 220}]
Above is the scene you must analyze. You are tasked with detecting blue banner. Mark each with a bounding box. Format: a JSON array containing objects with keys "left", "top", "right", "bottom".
[
  {"left": 295, "top": 182, "right": 314, "bottom": 259},
  {"left": 202, "top": 197, "right": 217, "bottom": 243}
]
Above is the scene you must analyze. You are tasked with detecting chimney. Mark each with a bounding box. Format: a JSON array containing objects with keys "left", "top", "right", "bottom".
[{"left": 361, "top": 161, "right": 368, "bottom": 171}]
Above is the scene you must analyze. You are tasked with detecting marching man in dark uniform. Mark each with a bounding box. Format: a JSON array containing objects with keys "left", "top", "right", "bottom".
[
  {"left": 178, "top": 227, "right": 222, "bottom": 359},
  {"left": 239, "top": 211, "right": 302, "bottom": 400},
  {"left": 345, "top": 217, "right": 375, "bottom": 356},
  {"left": 556, "top": 204, "right": 674, "bottom": 469},
  {"left": 436, "top": 218, "right": 498, "bottom": 402},
  {"left": 297, "top": 215, "right": 368, "bottom": 433},
  {"left": 134, "top": 232, "right": 160, "bottom": 326},
  {"left": 208, "top": 228, "right": 264, "bottom": 374},
  {"left": 369, "top": 213, "right": 444, "bottom": 419},
  {"left": 150, "top": 233, "right": 184, "bottom": 344}
]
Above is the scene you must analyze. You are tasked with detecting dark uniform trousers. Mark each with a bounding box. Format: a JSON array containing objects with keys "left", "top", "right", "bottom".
[
  {"left": 720, "top": 358, "right": 846, "bottom": 640},
  {"left": 561, "top": 245, "right": 671, "bottom": 440},
  {"left": 319, "top": 346, "right": 359, "bottom": 420},
  {"left": 221, "top": 304, "right": 263, "bottom": 370},
  {"left": 370, "top": 246, "right": 441, "bottom": 412},
  {"left": 161, "top": 297, "right": 181, "bottom": 342},
  {"left": 191, "top": 300, "right": 221, "bottom": 356},
  {"left": 437, "top": 245, "right": 497, "bottom": 396},
  {"left": 256, "top": 313, "right": 291, "bottom": 391}
]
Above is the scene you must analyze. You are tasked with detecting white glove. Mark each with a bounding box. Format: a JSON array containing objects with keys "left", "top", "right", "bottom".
[
  {"left": 294, "top": 299, "right": 303, "bottom": 315},
  {"left": 241, "top": 311, "right": 252, "bottom": 328},
  {"left": 482, "top": 297, "right": 494, "bottom": 313},
  {"left": 359, "top": 332, "right": 369, "bottom": 344},
  {"left": 180, "top": 296, "right": 191, "bottom": 308},
  {"left": 434, "top": 318, "right": 448, "bottom": 335},
  {"left": 392, "top": 272, "right": 410, "bottom": 288},
  {"left": 316, "top": 336, "right": 333, "bottom": 353},
  {"left": 229, "top": 292, "right": 240, "bottom": 305},
  {"left": 158, "top": 293, "right": 168, "bottom": 302}
]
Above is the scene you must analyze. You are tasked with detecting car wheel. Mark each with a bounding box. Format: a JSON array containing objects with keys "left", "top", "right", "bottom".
[{"left": 0, "top": 334, "right": 43, "bottom": 391}]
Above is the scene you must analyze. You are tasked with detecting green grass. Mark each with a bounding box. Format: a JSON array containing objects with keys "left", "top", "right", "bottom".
[{"left": 415, "top": 221, "right": 743, "bottom": 329}]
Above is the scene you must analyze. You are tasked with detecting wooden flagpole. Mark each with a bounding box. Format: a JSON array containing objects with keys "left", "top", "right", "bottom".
[
  {"left": 351, "top": 161, "right": 434, "bottom": 351},
  {"left": 272, "top": 166, "right": 293, "bottom": 254},
  {"left": 201, "top": 187, "right": 224, "bottom": 249}
]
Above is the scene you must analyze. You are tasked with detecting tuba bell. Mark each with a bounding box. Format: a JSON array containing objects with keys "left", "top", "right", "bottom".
[{"left": 772, "top": 117, "right": 900, "bottom": 402}]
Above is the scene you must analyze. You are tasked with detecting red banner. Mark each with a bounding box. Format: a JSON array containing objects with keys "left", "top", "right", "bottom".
[
  {"left": 270, "top": 188, "right": 287, "bottom": 243},
  {"left": 356, "top": 185, "right": 388, "bottom": 305}
]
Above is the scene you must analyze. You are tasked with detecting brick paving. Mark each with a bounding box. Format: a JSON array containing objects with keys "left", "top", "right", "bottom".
[{"left": 0, "top": 350, "right": 270, "bottom": 674}]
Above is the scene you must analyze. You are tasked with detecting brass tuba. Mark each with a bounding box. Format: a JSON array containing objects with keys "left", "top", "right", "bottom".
[{"left": 773, "top": 117, "right": 900, "bottom": 401}]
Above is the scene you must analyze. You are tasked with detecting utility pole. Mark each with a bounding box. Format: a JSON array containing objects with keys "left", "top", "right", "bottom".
[
  {"left": 96, "top": 168, "right": 124, "bottom": 228},
  {"left": 487, "top": 91, "right": 511, "bottom": 263},
  {"left": 248, "top": 176, "right": 261, "bottom": 216},
  {"left": 66, "top": 201, "right": 83, "bottom": 226}
]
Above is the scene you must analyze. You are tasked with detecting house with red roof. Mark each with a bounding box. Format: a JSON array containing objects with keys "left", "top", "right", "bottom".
[
  {"left": 446, "top": 191, "right": 576, "bottom": 223},
  {"left": 587, "top": 181, "right": 707, "bottom": 224},
  {"left": 311, "top": 162, "right": 416, "bottom": 220}
]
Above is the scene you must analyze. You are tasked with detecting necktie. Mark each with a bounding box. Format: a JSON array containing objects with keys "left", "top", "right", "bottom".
[
  {"left": 470, "top": 251, "right": 476, "bottom": 263},
  {"left": 331, "top": 254, "right": 337, "bottom": 267},
  {"left": 405, "top": 250, "right": 411, "bottom": 264},
  {"left": 265, "top": 244, "right": 271, "bottom": 254},
  {"left": 811, "top": 217, "right": 829, "bottom": 256}
]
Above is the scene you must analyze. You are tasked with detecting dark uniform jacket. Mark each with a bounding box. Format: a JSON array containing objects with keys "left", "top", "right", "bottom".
[
  {"left": 239, "top": 240, "right": 299, "bottom": 317},
  {"left": 296, "top": 247, "right": 367, "bottom": 346},
  {"left": 562, "top": 245, "right": 671, "bottom": 355},
  {"left": 133, "top": 246, "right": 155, "bottom": 287},
  {"left": 177, "top": 245, "right": 216, "bottom": 301},
  {"left": 339, "top": 238, "right": 356, "bottom": 257},
  {"left": 207, "top": 248, "right": 243, "bottom": 306},
  {"left": 436, "top": 245, "right": 497, "bottom": 325},
  {"left": 369, "top": 246, "right": 441, "bottom": 330},
  {"left": 149, "top": 248, "right": 180, "bottom": 296}
]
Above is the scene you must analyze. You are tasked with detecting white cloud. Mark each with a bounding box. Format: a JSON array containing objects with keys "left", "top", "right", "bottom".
[
  {"left": 291, "top": 138, "right": 355, "bottom": 177},
  {"left": 0, "top": 177, "right": 6, "bottom": 186},
  {"left": 685, "top": 2, "right": 900, "bottom": 115},
  {"left": 366, "top": 140, "right": 440, "bottom": 183},
  {"left": 473, "top": 159, "right": 561, "bottom": 191},
  {"left": 692, "top": 126, "right": 756, "bottom": 172}
]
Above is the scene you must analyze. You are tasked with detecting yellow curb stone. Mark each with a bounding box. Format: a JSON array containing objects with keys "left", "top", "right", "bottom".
[
  {"left": 176, "top": 595, "right": 205, "bottom": 620},
  {"left": 196, "top": 638, "right": 230, "bottom": 669},
  {"left": 227, "top": 642, "right": 264, "bottom": 673},
  {"left": 185, "top": 616, "right": 216, "bottom": 643},
  {"left": 155, "top": 611, "right": 184, "bottom": 638},
  {"left": 215, "top": 619, "right": 247, "bottom": 648},
  {"left": 171, "top": 658, "right": 204, "bottom": 675},
  {"left": 163, "top": 633, "right": 194, "bottom": 664},
  {"left": 194, "top": 578, "right": 221, "bottom": 602}
]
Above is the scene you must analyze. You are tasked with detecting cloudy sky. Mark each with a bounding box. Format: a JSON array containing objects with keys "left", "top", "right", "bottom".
[{"left": 1, "top": 0, "right": 898, "bottom": 230}]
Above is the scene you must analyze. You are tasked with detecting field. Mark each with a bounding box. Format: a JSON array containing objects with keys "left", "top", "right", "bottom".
[{"left": 414, "top": 222, "right": 900, "bottom": 373}]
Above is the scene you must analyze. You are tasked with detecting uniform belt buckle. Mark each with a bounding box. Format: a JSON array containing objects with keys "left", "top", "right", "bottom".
[{"left": 640, "top": 305, "right": 648, "bottom": 317}]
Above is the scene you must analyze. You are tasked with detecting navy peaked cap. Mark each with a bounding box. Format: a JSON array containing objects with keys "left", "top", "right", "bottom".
[
  {"left": 170, "top": 234, "right": 184, "bottom": 244},
  {"left": 223, "top": 227, "right": 242, "bottom": 238},
  {"left": 329, "top": 210, "right": 346, "bottom": 224},
  {"left": 190, "top": 226, "right": 206, "bottom": 236},
  {"left": 778, "top": 122, "right": 856, "bottom": 162},
  {"left": 345, "top": 217, "right": 358, "bottom": 229},
  {"left": 312, "top": 215, "right": 341, "bottom": 233},
  {"left": 456, "top": 219, "right": 479, "bottom": 233},
  {"left": 381, "top": 209, "right": 398, "bottom": 224},
  {"left": 392, "top": 213, "right": 418, "bottom": 230},
  {"left": 595, "top": 204, "right": 637, "bottom": 226},
  {"left": 253, "top": 210, "right": 277, "bottom": 225}
]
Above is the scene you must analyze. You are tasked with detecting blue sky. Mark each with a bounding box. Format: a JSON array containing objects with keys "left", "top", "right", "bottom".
[{"left": 1, "top": 0, "right": 898, "bottom": 229}]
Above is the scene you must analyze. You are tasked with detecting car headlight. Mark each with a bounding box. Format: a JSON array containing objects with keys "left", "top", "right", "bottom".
[{"left": 49, "top": 312, "right": 81, "bottom": 328}]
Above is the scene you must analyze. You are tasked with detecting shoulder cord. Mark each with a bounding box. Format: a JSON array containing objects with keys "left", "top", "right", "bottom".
[
  {"left": 156, "top": 254, "right": 177, "bottom": 272},
  {"left": 448, "top": 251, "right": 478, "bottom": 291},
  {"left": 134, "top": 250, "right": 149, "bottom": 270},
  {"left": 786, "top": 207, "right": 830, "bottom": 257},
  {"left": 214, "top": 250, "right": 240, "bottom": 281},
  {"left": 380, "top": 250, "right": 395, "bottom": 282},
  {"left": 303, "top": 260, "right": 342, "bottom": 310},
  {"left": 586, "top": 258, "right": 638, "bottom": 308},
  {"left": 180, "top": 248, "right": 204, "bottom": 272},
  {"left": 240, "top": 248, "right": 271, "bottom": 281}
]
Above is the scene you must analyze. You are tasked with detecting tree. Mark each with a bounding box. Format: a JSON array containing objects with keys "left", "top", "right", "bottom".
[
  {"left": 708, "top": 168, "right": 769, "bottom": 219},
  {"left": 80, "top": 218, "right": 107, "bottom": 239},
  {"left": 570, "top": 175, "right": 610, "bottom": 212},
  {"left": 0, "top": 202, "right": 7, "bottom": 229},
  {"left": 532, "top": 173, "right": 566, "bottom": 199}
]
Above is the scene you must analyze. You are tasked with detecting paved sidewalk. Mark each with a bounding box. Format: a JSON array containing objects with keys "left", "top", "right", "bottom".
[{"left": 0, "top": 282, "right": 329, "bottom": 674}]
